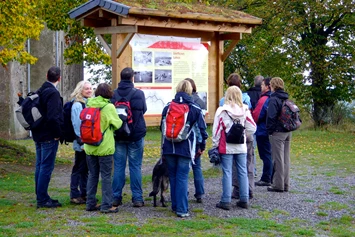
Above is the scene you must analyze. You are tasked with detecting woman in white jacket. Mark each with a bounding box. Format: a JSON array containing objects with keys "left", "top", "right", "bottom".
[{"left": 212, "top": 86, "right": 256, "bottom": 210}]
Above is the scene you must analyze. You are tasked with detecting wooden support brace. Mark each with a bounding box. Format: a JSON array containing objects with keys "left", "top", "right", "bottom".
[
  {"left": 221, "top": 33, "right": 242, "bottom": 62},
  {"left": 116, "top": 33, "right": 134, "bottom": 58},
  {"left": 97, "top": 34, "right": 111, "bottom": 55}
]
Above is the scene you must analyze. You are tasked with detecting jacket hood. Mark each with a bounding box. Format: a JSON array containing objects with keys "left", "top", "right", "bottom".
[
  {"left": 271, "top": 90, "right": 288, "bottom": 100},
  {"left": 216, "top": 103, "right": 248, "bottom": 118},
  {"left": 173, "top": 92, "right": 193, "bottom": 104},
  {"left": 87, "top": 96, "right": 110, "bottom": 108}
]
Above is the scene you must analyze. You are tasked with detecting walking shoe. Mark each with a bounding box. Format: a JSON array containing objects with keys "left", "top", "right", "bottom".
[
  {"left": 101, "top": 207, "right": 118, "bottom": 213},
  {"left": 86, "top": 204, "right": 101, "bottom": 212},
  {"left": 196, "top": 198, "right": 202, "bottom": 203},
  {"left": 112, "top": 199, "right": 122, "bottom": 207},
  {"left": 37, "top": 200, "right": 62, "bottom": 209},
  {"left": 236, "top": 201, "right": 249, "bottom": 209},
  {"left": 177, "top": 212, "right": 190, "bottom": 218},
  {"left": 132, "top": 201, "right": 144, "bottom": 207},
  {"left": 216, "top": 202, "right": 231, "bottom": 210},
  {"left": 255, "top": 180, "right": 272, "bottom": 186},
  {"left": 249, "top": 192, "right": 254, "bottom": 200},
  {"left": 70, "top": 197, "right": 86, "bottom": 204},
  {"left": 267, "top": 187, "right": 284, "bottom": 192}
]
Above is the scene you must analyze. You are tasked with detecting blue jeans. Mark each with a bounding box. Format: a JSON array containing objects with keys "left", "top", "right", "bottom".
[
  {"left": 191, "top": 156, "right": 204, "bottom": 198},
  {"left": 165, "top": 155, "right": 190, "bottom": 214},
  {"left": 35, "top": 140, "right": 59, "bottom": 205},
  {"left": 70, "top": 151, "right": 88, "bottom": 198},
  {"left": 256, "top": 135, "right": 273, "bottom": 183},
  {"left": 112, "top": 138, "right": 144, "bottom": 203},
  {"left": 221, "top": 153, "right": 248, "bottom": 203},
  {"left": 86, "top": 155, "right": 113, "bottom": 211}
]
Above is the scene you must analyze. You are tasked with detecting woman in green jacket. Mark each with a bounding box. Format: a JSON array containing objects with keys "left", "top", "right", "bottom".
[{"left": 85, "top": 83, "right": 122, "bottom": 213}]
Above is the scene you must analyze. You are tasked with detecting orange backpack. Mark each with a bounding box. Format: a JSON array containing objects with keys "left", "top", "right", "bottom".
[{"left": 162, "top": 101, "right": 191, "bottom": 142}]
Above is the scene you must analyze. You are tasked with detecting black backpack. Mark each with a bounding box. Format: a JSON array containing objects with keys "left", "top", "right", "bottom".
[
  {"left": 62, "top": 100, "right": 85, "bottom": 144},
  {"left": 111, "top": 88, "right": 137, "bottom": 140},
  {"left": 15, "top": 91, "right": 45, "bottom": 130},
  {"left": 225, "top": 112, "right": 245, "bottom": 144}
]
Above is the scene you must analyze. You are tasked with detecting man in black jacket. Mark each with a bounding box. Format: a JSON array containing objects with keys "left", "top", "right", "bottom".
[
  {"left": 32, "top": 66, "right": 64, "bottom": 208},
  {"left": 112, "top": 67, "right": 147, "bottom": 207}
]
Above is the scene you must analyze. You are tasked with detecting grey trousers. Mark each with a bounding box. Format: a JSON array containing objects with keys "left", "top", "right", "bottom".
[
  {"left": 232, "top": 135, "right": 254, "bottom": 194},
  {"left": 269, "top": 132, "right": 292, "bottom": 191}
]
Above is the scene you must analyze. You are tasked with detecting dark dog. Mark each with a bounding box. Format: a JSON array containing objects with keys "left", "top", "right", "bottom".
[{"left": 149, "top": 157, "right": 169, "bottom": 207}]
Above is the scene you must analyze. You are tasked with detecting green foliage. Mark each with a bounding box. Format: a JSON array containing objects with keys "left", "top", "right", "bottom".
[
  {"left": 218, "top": 0, "right": 355, "bottom": 127},
  {"left": 0, "top": 0, "right": 44, "bottom": 66}
]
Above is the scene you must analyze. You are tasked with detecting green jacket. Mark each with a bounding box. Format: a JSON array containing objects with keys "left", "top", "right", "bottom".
[{"left": 84, "top": 96, "right": 122, "bottom": 156}]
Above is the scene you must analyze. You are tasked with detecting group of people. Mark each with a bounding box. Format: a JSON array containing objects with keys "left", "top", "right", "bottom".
[{"left": 32, "top": 65, "right": 292, "bottom": 217}]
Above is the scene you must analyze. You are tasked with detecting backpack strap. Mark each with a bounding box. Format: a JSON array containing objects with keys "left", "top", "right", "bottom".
[
  {"left": 226, "top": 111, "right": 240, "bottom": 124},
  {"left": 113, "top": 88, "right": 137, "bottom": 102}
]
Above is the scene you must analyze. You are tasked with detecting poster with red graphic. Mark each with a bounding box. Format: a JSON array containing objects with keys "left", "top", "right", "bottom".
[{"left": 130, "top": 34, "right": 208, "bottom": 115}]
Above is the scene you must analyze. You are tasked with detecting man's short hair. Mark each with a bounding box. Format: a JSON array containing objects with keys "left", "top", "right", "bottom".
[
  {"left": 254, "top": 75, "right": 264, "bottom": 87},
  {"left": 47, "top": 66, "right": 61, "bottom": 82},
  {"left": 120, "top": 67, "right": 134, "bottom": 81}
]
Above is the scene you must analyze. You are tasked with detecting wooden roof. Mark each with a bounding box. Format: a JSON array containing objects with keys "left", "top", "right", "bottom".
[{"left": 69, "top": 0, "right": 262, "bottom": 33}]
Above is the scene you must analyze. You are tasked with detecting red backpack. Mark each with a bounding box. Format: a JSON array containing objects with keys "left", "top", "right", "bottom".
[
  {"left": 163, "top": 101, "right": 191, "bottom": 142},
  {"left": 79, "top": 104, "right": 108, "bottom": 146}
]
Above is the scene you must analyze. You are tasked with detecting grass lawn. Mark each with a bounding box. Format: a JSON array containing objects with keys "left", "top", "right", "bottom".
[{"left": 0, "top": 127, "right": 355, "bottom": 236}]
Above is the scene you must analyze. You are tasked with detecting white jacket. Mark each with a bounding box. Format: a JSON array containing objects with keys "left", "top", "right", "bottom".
[{"left": 212, "top": 104, "right": 256, "bottom": 154}]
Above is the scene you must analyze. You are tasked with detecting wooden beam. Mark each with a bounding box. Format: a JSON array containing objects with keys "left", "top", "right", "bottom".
[
  {"left": 116, "top": 33, "right": 134, "bottom": 58},
  {"left": 111, "top": 18, "right": 118, "bottom": 88},
  {"left": 94, "top": 25, "right": 138, "bottom": 35},
  {"left": 221, "top": 40, "right": 239, "bottom": 62},
  {"left": 219, "top": 33, "right": 242, "bottom": 41},
  {"left": 137, "top": 26, "right": 214, "bottom": 41},
  {"left": 121, "top": 17, "right": 252, "bottom": 33},
  {"left": 97, "top": 34, "right": 111, "bottom": 55}
]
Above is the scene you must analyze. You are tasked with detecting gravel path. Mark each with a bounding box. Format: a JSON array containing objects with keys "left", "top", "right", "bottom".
[{"left": 51, "top": 160, "right": 355, "bottom": 226}]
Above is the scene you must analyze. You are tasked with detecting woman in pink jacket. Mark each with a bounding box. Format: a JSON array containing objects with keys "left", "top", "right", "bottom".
[{"left": 212, "top": 86, "right": 256, "bottom": 210}]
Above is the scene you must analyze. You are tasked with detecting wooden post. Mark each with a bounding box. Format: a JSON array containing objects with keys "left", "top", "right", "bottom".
[
  {"left": 111, "top": 18, "right": 118, "bottom": 88},
  {"left": 116, "top": 33, "right": 132, "bottom": 85}
]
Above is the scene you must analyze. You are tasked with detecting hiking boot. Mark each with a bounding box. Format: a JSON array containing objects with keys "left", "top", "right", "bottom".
[
  {"left": 196, "top": 198, "right": 202, "bottom": 203},
  {"left": 101, "top": 207, "right": 119, "bottom": 214},
  {"left": 267, "top": 187, "right": 284, "bottom": 192},
  {"left": 112, "top": 199, "right": 122, "bottom": 207},
  {"left": 216, "top": 202, "right": 231, "bottom": 210},
  {"left": 70, "top": 197, "right": 86, "bottom": 205},
  {"left": 236, "top": 201, "right": 248, "bottom": 209},
  {"left": 132, "top": 201, "right": 144, "bottom": 207},
  {"left": 255, "top": 180, "right": 271, "bottom": 186},
  {"left": 37, "top": 200, "right": 62, "bottom": 209},
  {"left": 86, "top": 204, "right": 101, "bottom": 212}
]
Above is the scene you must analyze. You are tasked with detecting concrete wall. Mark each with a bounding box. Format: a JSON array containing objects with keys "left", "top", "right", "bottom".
[{"left": 0, "top": 27, "right": 83, "bottom": 140}]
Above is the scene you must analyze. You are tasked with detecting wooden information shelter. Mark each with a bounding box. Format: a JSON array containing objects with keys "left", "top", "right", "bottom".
[{"left": 69, "top": 0, "right": 262, "bottom": 125}]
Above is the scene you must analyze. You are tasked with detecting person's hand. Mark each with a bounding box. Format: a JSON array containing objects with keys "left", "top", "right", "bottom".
[
  {"left": 195, "top": 149, "right": 202, "bottom": 158},
  {"left": 54, "top": 137, "right": 60, "bottom": 141}
]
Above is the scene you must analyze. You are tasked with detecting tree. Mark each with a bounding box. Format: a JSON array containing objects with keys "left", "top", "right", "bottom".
[
  {"left": 219, "top": 0, "right": 355, "bottom": 127},
  {"left": 0, "top": 0, "right": 44, "bottom": 66}
]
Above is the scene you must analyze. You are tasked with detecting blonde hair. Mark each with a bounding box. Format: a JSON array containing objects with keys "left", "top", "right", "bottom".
[
  {"left": 70, "top": 81, "right": 92, "bottom": 103},
  {"left": 270, "top": 77, "right": 284, "bottom": 90},
  {"left": 224, "top": 86, "right": 243, "bottom": 108},
  {"left": 176, "top": 80, "right": 193, "bottom": 95}
]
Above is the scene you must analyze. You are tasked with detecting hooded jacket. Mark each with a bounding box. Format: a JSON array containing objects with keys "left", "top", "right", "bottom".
[
  {"left": 161, "top": 92, "right": 208, "bottom": 160},
  {"left": 247, "top": 86, "right": 261, "bottom": 110},
  {"left": 266, "top": 89, "right": 289, "bottom": 134},
  {"left": 84, "top": 96, "right": 122, "bottom": 156},
  {"left": 252, "top": 90, "right": 271, "bottom": 137},
  {"left": 113, "top": 80, "right": 147, "bottom": 142},
  {"left": 212, "top": 103, "right": 256, "bottom": 154},
  {"left": 31, "top": 81, "right": 63, "bottom": 142}
]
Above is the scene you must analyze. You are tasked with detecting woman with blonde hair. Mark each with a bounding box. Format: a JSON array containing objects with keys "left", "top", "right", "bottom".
[
  {"left": 161, "top": 79, "right": 208, "bottom": 217},
  {"left": 69, "top": 81, "right": 93, "bottom": 204},
  {"left": 212, "top": 86, "right": 256, "bottom": 210}
]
